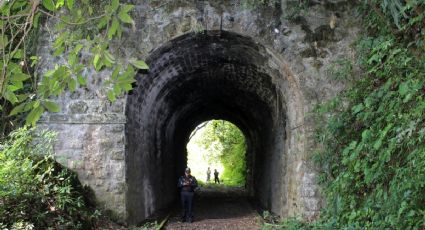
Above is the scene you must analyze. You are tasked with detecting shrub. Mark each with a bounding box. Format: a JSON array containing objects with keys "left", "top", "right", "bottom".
[{"left": 0, "top": 128, "right": 99, "bottom": 229}]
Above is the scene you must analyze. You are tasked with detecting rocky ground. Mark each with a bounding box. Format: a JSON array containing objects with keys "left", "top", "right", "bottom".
[
  {"left": 164, "top": 186, "right": 263, "bottom": 230},
  {"left": 94, "top": 186, "right": 264, "bottom": 229}
]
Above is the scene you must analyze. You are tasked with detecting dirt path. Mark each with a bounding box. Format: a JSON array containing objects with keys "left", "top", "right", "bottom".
[{"left": 165, "top": 187, "right": 263, "bottom": 230}]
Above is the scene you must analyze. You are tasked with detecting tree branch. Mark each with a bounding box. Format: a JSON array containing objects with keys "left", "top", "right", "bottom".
[
  {"left": 38, "top": 9, "right": 106, "bottom": 26},
  {"left": 0, "top": 0, "right": 38, "bottom": 94},
  {"left": 189, "top": 121, "right": 210, "bottom": 141},
  {"left": 0, "top": 14, "right": 31, "bottom": 20}
]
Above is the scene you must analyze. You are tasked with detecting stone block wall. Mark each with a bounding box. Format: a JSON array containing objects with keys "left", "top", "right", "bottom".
[{"left": 38, "top": 123, "right": 127, "bottom": 216}]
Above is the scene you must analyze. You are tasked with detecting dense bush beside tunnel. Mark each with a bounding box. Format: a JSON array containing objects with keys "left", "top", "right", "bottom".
[
  {"left": 268, "top": 0, "right": 425, "bottom": 229},
  {"left": 0, "top": 128, "right": 99, "bottom": 229},
  {"left": 314, "top": 43, "right": 425, "bottom": 228}
]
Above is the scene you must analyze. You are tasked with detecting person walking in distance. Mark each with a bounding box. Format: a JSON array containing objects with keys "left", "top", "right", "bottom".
[
  {"left": 214, "top": 169, "right": 220, "bottom": 184},
  {"left": 178, "top": 167, "right": 198, "bottom": 223},
  {"left": 206, "top": 167, "right": 211, "bottom": 182}
]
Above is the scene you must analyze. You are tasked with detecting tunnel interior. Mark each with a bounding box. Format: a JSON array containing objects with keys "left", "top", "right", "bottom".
[{"left": 125, "top": 31, "right": 287, "bottom": 224}]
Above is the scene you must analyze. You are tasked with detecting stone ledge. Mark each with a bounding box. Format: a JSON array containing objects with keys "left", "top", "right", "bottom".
[{"left": 40, "top": 113, "right": 126, "bottom": 124}]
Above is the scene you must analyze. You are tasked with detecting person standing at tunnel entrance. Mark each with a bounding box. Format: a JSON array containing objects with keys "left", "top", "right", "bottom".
[
  {"left": 178, "top": 167, "right": 198, "bottom": 223},
  {"left": 214, "top": 169, "right": 220, "bottom": 184},
  {"left": 206, "top": 167, "right": 211, "bottom": 182}
]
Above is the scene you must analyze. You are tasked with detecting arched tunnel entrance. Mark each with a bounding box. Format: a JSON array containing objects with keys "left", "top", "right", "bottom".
[
  {"left": 186, "top": 119, "right": 247, "bottom": 187},
  {"left": 126, "top": 31, "right": 289, "bottom": 224}
]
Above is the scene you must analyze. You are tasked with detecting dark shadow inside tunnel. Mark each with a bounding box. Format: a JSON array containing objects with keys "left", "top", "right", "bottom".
[
  {"left": 125, "top": 31, "right": 287, "bottom": 225},
  {"left": 170, "top": 191, "right": 256, "bottom": 222}
]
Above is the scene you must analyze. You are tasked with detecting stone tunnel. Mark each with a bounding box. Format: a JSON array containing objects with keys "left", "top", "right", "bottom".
[
  {"left": 126, "top": 31, "right": 288, "bottom": 223},
  {"left": 37, "top": 0, "right": 358, "bottom": 225}
]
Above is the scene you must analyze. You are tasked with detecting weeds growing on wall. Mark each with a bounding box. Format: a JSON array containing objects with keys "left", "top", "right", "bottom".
[
  {"left": 0, "top": 128, "right": 100, "bottom": 229},
  {"left": 266, "top": 0, "right": 425, "bottom": 229}
]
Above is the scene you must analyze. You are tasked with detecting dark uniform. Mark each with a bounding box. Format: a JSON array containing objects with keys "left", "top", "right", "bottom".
[
  {"left": 178, "top": 168, "right": 198, "bottom": 223},
  {"left": 214, "top": 169, "right": 220, "bottom": 184}
]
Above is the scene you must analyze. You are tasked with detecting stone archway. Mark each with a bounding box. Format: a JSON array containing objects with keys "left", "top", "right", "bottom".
[
  {"left": 37, "top": 0, "right": 359, "bottom": 225},
  {"left": 125, "top": 30, "right": 305, "bottom": 225}
]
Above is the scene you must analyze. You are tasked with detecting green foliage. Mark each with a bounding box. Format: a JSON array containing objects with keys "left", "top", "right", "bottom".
[
  {"left": 365, "top": 0, "right": 424, "bottom": 31},
  {"left": 0, "top": 127, "right": 100, "bottom": 229},
  {"left": 361, "top": 0, "right": 425, "bottom": 47},
  {"left": 220, "top": 139, "right": 246, "bottom": 186},
  {"left": 137, "top": 221, "right": 159, "bottom": 230},
  {"left": 313, "top": 1, "right": 424, "bottom": 229},
  {"left": 195, "top": 120, "right": 247, "bottom": 186},
  {"left": 266, "top": 0, "right": 424, "bottom": 229},
  {"left": 314, "top": 39, "right": 425, "bottom": 229},
  {"left": 0, "top": 0, "right": 148, "bottom": 137}
]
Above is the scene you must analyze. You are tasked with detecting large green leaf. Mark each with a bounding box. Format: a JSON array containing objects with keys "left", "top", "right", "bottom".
[
  {"left": 120, "top": 4, "right": 134, "bottom": 13},
  {"left": 42, "top": 0, "right": 56, "bottom": 11},
  {"left": 68, "top": 52, "right": 77, "bottom": 66},
  {"left": 93, "top": 54, "right": 101, "bottom": 69},
  {"left": 77, "top": 75, "right": 87, "bottom": 86},
  {"left": 97, "top": 15, "right": 109, "bottom": 29},
  {"left": 11, "top": 73, "right": 30, "bottom": 82},
  {"left": 4, "top": 91, "right": 19, "bottom": 104},
  {"left": 113, "top": 84, "right": 122, "bottom": 95},
  {"left": 25, "top": 105, "right": 45, "bottom": 126},
  {"left": 103, "top": 50, "right": 115, "bottom": 64},
  {"left": 66, "top": 0, "right": 74, "bottom": 10},
  {"left": 53, "top": 46, "right": 65, "bottom": 56},
  {"left": 12, "top": 49, "right": 23, "bottom": 59},
  {"left": 43, "top": 101, "right": 61, "bottom": 113},
  {"left": 107, "top": 90, "right": 116, "bottom": 102},
  {"left": 111, "top": 0, "right": 120, "bottom": 12},
  {"left": 7, "top": 84, "right": 22, "bottom": 92},
  {"left": 68, "top": 78, "right": 77, "bottom": 92},
  {"left": 9, "top": 103, "right": 26, "bottom": 116},
  {"left": 129, "top": 59, "right": 149, "bottom": 70},
  {"left": 118, "top": 5, "right": 134, "bottom": 24},
  {"left": 122, "top": 83, "right": 132, "bottom": 91},
  {"left": 56, "top": 0, "right": 64, "bottom": 8},
  {"left": 108, "top": 17, "right": 120, "bottom": 39},
  {"left": 111, "top": 65, "right": 121, "bottom": 80},
  {"left": 118, "top": 12, "right": 133, "bottom": 24}
]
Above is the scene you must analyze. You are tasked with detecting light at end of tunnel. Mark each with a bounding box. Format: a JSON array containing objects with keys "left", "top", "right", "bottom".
[
  {"left": 187, "top": 141, "right": 224, "bottom": 183},
  {"left": 187, "top": 124, "right": 224, "bottom": 182},
  {"left": 186, "top": 120, "right": 246, "bottom": 186}
]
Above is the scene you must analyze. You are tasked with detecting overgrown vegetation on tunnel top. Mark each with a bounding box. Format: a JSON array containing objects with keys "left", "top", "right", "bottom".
[{"left": 266, "top": 0, "right": 425, "bottom": 229}]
